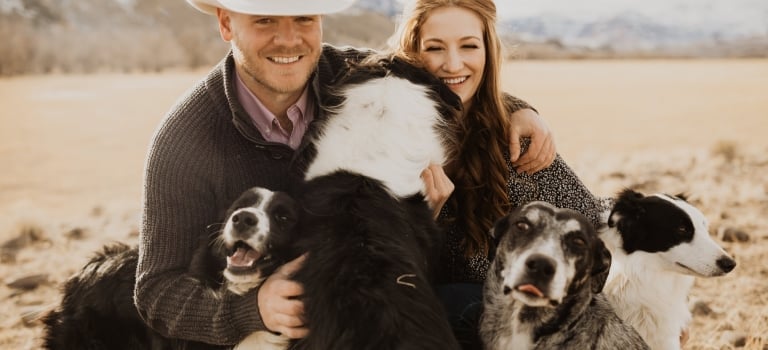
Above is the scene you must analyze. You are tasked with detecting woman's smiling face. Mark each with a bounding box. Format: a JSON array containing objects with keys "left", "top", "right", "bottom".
[{"left": 418, "top": 6, "right": 486, "bottom": 109}]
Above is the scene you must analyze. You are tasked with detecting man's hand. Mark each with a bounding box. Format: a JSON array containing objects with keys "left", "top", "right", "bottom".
[
  {"left": 509, "top": 108, "right": 556, "bottom": 174},
  {"left": 421, "top": 164, "right": 454, "bottom": 219},
  {"left": 257, "top": 254, "right": 308, "bottom": 339}
]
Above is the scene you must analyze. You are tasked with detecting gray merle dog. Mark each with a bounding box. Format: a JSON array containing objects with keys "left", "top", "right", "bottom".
[{"left": 480, "top": 201, "right": 649, "bottom": 350}]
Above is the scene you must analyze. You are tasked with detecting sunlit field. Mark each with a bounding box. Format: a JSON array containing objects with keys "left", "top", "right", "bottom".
[{"left": 1, "top": 59, "right": 766, "bottom": 349}]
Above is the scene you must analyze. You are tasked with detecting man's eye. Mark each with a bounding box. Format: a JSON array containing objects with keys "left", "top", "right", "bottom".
[{"left": 296, "top": 16, "right": 316, "bottom": 24}]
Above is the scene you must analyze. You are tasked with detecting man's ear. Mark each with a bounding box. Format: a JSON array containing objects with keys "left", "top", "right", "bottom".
[
  {"left": 590, "top": 238, "right": 612, "bottom": 294},
  {"left": 217, "top": 8, "right": 233, "bottom": 42}
]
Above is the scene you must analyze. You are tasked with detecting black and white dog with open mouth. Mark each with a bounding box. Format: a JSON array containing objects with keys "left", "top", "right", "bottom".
[
  {"left": 480, "top": 201, "right": 650, "bottom": 350},
  {"left": 42, "top": 56, "right": 463, "bottom": 350},
  {"left": 41, "top": 188, "right": 300, "bottom": 350},
  {"left": 599, "top": 189, "right": 737, "bottom": 350}
]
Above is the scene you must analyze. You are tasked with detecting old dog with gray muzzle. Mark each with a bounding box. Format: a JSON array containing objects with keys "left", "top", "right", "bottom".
[{"left": 480, "top": 201, "right": 649, "bottom": 350}]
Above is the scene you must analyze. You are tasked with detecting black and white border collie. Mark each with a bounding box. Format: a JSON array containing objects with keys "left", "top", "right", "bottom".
[
  {"left": 276, "top": 56, "right": 462, "bottom": 349},
  {"left": 599, "top": 189, "right": 737, "bottom": 350},
  {"left": 481, "top": 201, "right": 649, "bottom": 350},
  {"left": 41, "top": 187, "right": 299, "bottom": 350}
]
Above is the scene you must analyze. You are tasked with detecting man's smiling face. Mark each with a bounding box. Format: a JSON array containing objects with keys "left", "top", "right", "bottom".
[{"left": 219, "top": 12, "right": 323, "bottom": 98}]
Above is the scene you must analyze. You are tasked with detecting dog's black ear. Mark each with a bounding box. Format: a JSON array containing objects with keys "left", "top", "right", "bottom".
[
  {"left": 609, "top": 188, "right": 646, "bottom": 227},
  {"left": 590, "top": 238, "right": 612, "bottom": 294},
  {"left": 383, "top": 56, "right": 463, "bottom": 115},
  {"left": 489, "top": 213, "right": 512, "bottom": 247}
]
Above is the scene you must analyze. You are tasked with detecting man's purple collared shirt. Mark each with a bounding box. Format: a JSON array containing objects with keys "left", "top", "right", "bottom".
[{"left": 235, "top": 70, "right": 314, "bottom": 150}]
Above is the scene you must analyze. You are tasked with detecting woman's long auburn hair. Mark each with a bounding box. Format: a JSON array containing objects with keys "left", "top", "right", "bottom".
[{"left": 390, "top": 0, "right": 512, "bottom": 257}]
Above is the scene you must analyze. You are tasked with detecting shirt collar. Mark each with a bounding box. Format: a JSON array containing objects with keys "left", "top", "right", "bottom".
[{"left": 234, "top": 69, "right": 310, "bottom": 137}]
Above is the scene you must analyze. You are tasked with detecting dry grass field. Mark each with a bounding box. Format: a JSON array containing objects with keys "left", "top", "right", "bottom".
[{"left": 1, "top": 59, "right": 766, "bottom": 349}]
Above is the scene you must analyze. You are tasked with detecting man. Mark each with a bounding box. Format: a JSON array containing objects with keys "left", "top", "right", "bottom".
[{"left": 134, "top": 0, "right": 555, "bottom": 347}]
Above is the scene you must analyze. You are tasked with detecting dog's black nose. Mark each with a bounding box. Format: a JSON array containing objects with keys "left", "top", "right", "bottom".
[
  {"left": 716, "top": 256, "right": 736, "bottom": 273},
  {"left": 525, "top": 254, "right": 556, "bottom": 278},
  {"left": 232, "top": 211, "right": 258, "bottom": 232}
]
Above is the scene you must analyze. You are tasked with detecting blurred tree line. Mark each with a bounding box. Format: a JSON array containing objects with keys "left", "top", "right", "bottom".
[{"left": 0, "top": 0, "right": 394, "bottom": 76}]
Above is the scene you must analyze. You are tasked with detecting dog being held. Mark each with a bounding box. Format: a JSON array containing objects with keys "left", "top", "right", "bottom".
[
  {"left": 599, "top": 189, "right": 737, "bottom": 350},
  {"left": 480, "top": 201, "right": 649, "bottom": 350},
  {"left": 41, "top": 187, "right": 300, "bottom": 350}
]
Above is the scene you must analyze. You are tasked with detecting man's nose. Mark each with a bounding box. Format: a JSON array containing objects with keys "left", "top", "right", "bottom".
[{"left": 273, "top": 21, "right": 302, "bottom": 46}]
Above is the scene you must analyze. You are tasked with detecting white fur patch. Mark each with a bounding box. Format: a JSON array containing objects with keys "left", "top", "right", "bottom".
[{"left": 304, "top": 76, "right": 447, "bottom": 198}]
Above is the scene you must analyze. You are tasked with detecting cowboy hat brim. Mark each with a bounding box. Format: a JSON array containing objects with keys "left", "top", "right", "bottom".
[{"left": 187, "top": 0, "right": 356, "bottom": 16}]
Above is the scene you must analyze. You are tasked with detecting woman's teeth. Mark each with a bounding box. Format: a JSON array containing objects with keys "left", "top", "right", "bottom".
[{"left": 443, "top": 76, "right": 467, "bottom": 85}]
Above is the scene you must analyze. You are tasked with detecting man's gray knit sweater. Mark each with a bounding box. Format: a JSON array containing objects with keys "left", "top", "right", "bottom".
[{"left": 135, "top": 45, "right": 368, "bottom": 347}]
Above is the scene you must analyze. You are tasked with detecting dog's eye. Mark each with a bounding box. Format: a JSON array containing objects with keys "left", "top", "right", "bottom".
[
  {"left": 571, "top": 237, "right": 586, "bottom": 247},
  {"left": 273, "top": 211, "right": 292, "bottom": 222},
  {"left": 676, "top": 225, "right": 689, "bottom": 236},
  {"left": 515, "top": 221, "right": 530, "bottom": 231}
]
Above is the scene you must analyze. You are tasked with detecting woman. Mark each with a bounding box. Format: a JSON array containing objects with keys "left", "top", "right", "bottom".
[{"left": 389, "top": 0, "right": 608, "bottom": 347}]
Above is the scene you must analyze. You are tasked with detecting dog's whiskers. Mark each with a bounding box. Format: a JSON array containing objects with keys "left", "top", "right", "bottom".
[{"left": 206, "top": 222, "right": 225, "bottom": 230}]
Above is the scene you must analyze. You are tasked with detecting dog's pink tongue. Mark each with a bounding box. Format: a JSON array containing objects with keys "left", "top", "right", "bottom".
[
  {"left": 227, "top": 247, "right": 261, "bottom": 267},
  {"left": 518, "top": 284, "right": 544, "bottom": 298}
]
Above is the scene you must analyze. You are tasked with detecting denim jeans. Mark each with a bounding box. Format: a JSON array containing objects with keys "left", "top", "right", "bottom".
[{"left": 436, "top": 283, "right": 484, "bottom": 350}]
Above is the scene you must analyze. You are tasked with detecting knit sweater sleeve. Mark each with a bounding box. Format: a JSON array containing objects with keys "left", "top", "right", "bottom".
[
  {"left": 503, "top": 93, "right": 537, "bottom": 114},
  {"left": 134, "top": 77, "right": 264, "bottom": 345}
]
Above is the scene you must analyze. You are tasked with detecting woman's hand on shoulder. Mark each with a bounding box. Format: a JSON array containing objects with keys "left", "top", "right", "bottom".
[{"left": 509, "top": 108, "right": 556, "bottom": 174}]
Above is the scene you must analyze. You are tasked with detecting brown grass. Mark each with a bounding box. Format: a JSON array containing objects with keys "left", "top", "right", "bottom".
[{"left": 1, "top": 60, "right": 767, "bottom": 349}]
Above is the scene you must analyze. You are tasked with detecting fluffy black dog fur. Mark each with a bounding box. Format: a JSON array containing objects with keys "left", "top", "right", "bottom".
[
  {"left": 288, "top": 172, "right": 454, "bottom": 349},
  {"left": 41, "top": 243, "right": 225, "bottom": 350}
]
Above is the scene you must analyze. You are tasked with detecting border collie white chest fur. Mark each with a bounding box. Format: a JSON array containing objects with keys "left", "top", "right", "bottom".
[{"left": 600, "top": 189, "right": 737, "bottom": 350}]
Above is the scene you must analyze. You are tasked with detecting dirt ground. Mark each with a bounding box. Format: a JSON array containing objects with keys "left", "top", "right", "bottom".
[{"left": 1, "top": 60, "right": 766, "bottom": 349}]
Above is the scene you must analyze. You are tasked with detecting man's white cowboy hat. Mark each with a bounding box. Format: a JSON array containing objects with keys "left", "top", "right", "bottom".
[{"left": 187, "top": 0, "right": 356, "bottom": 16}]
